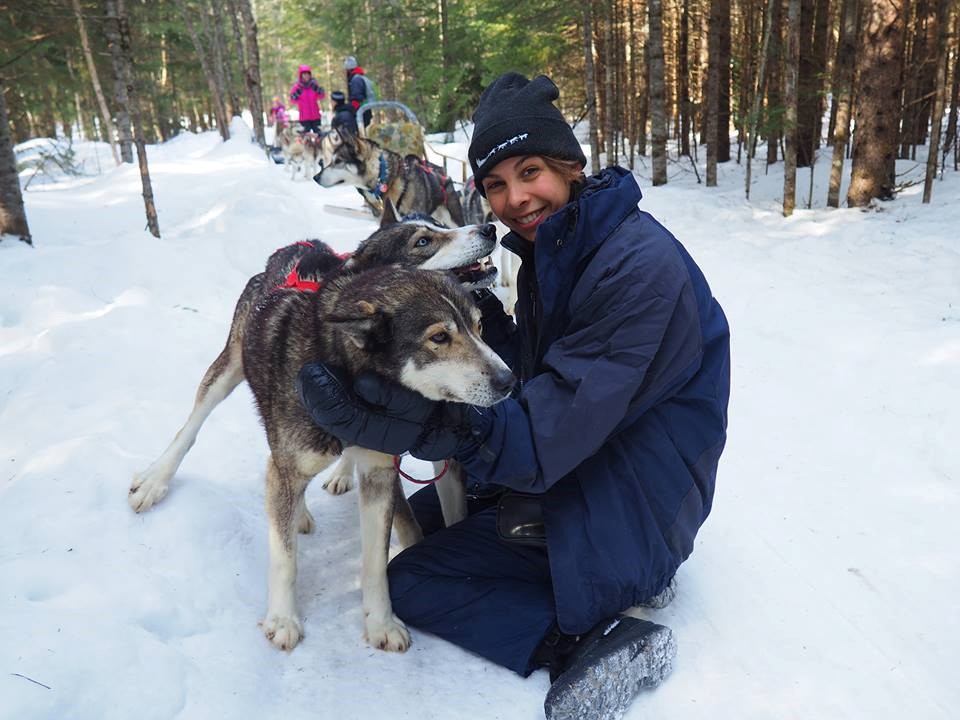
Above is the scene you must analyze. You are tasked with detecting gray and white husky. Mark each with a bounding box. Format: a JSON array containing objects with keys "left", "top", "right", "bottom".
[
  {"left": 317, "top": 134, "right": 465, "bottom": 227},
  {"left": 130, "top": 206, "right": 508, "bottom": 652}
]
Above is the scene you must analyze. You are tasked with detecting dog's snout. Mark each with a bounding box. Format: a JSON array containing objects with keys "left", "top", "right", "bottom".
[
  {"left": 492, "top": 369, "right": 516, "bottom": 397},
  {"left": 479, "top": 223, "right": 497, "bottom": 240}
]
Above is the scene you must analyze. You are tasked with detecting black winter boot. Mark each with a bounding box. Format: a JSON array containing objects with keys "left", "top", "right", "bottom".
[{"left": 542, "top": 617, "right": 677, "bottom": 720}]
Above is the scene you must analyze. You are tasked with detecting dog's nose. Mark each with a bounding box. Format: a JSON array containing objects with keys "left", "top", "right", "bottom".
[
  {"left": 479, "top": 223, "right": 497, "bottom": 240},
  {"left": 492, "top": 369, "right": 516, "bottom": 397}
]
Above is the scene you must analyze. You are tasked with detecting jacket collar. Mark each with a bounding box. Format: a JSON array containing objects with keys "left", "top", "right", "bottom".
[{"left": 501, "top": 167, "right": 642, "bottom": 324}]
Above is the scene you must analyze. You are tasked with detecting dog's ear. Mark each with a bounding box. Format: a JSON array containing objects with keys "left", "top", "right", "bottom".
[
  {"left": 379, "top": 199, "right": 400, "bottom": 228},
  {"left": 328, "top": 300, "right": 392, "bottom": 351}
]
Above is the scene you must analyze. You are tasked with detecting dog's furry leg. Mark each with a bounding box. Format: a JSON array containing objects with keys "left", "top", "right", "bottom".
[
  {"left": 435, "top": 461, "right": 468, "bottom": 527},
  {"left": 296, "top": 493, "right": 316, "bottom": 534},
  {"left": 262, "top": 454, "right": 308, "bottom": 650},
  {"left": 130, "top": 275, "right": 263, "bottom": 513},
  {"left": 322, "top": 448, "right": 356, "bottom": 495},
  {"left": 354, "top": 448, "right": 412, "bottom": 652},
  {"left": 391, "top": 482, "right": 423, "bottom": 548}
]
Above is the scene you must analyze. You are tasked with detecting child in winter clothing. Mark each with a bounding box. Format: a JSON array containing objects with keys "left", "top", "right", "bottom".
[
  {"left": 344, "top": 56, "right": 373, "bottom": 129},
  {"left": 290, "top": 64, "right": 325, "bottom": 134},
  {"left": 330, "top": 90, "right": 358, "bottom": 137},
  {"left": 267, "top": 96, "right": 289, "bottom": 130},
  {"left": 297, "top": 73, "right": 730, "bottom": 720}
]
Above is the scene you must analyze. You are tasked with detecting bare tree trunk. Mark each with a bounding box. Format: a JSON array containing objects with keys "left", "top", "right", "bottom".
[
  {"left": 0, "top": 76, "right": 31, "bottom": 244},
  {"left": 102, "top": 0, "right": 133, "bottom": 162},
  {"left": 209, "top": 1, "right": 239, "bottom": 118},
  {"left": 847, "top": 0, "right": 906, "bottom": 206},
  {"left": 648, "top": 0, "right": 669, "bottom": 184},
  {"left": 922, "top": 0, "right": 949, "bottom": 202},
  {"left": 105, "top": 0, "right": 159, "bottom": 236},
  {"left": 828, "top": 0, "right": 859, "bottom": 207},
  {"left": 583, "top": 0, "right": 602, "bottom": 174},
  {"left": 717, "top": 0, "right": 731, "bottom": 162},
  {"left": 603, "top": 0, "right": 616, "bottom": 165},
  {"left": 940, "top": 9, "right": 959, "bottom": 174},
  {"left": 706, "top": 0, "right": 720, "bottom": 184},
  {"left": 680, "top": 0, "right": 691, "bottom": 156},
  {"left": 237, "top": 0, "right": 266, "bottom": 146},
  {"left": 746, "top": 0, "right": 776, "bottom": 197},
  {"left": 783, "top": 0, "right": 801, "bottom": 215},
  {"left": 766, "top": 0, "right": 783, "bottom": 165},
  {"left": 174, "top": 0, "right": 230, "bottom": 140}
]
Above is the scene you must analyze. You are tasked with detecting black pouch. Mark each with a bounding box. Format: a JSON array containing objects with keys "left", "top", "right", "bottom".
[{"left": 496, "top": 491, "right": 546, "bottom": 546}]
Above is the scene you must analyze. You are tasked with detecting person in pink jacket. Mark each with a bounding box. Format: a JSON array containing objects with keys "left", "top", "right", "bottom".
[{"left": 290, "top": 64, "right": 325, "bottom": 134}]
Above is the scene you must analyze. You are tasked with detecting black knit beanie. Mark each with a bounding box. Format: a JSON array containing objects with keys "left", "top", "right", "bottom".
[{"left": 469, "top": 73, "right": 586, "bottom": 196}]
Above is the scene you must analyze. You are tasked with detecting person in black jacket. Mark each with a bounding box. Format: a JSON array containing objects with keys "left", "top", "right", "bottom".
[
  {"left": 330, "top": 90, "right": 358, "bottom": 137},
  {"left": 344, "top": 55, "right": 373, "bottom": 129},
  {"left": 297, "top": 73, "right": 730, "bottom": 720}
]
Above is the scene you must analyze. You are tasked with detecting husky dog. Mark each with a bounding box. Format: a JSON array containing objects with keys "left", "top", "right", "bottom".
[
  {"left": 130, "top": 206, "right": 503, "bottom": 651},
  {"left": 279, "top": 128, "right": 328, "bottom": 180},
  {"left": 316, "top": 135, "right": 465, "bottom": 227}
]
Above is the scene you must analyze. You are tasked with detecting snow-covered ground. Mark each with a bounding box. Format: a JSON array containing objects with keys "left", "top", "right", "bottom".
[{"left": 2, "top": 121, "right": 958, "bottom": 720}]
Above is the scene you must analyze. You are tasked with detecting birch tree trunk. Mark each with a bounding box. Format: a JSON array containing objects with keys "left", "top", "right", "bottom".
[
  {"left": 783, "top": 0, "right": 801, "bottom": 215},
  {"left": 648, "top": 0, "right": 669, "bottom": 184},
  {"left": 0, "top": 76, "right": 31, "bottom": 244},
  {"left": 106, "top": 0, "right": 160, "bottom": 237},
  {"left": 847, "top": 0, "right": 906, "bottom": 206}
]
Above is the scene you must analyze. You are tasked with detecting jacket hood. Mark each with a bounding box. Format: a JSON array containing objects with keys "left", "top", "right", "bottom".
[{"left": 298, "top": 64, "right": 312, "bottom": 74}]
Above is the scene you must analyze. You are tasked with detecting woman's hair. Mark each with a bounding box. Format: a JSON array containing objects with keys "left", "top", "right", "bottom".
[{"left": 542, "top": 156, "right": 587, "bottom": 185}]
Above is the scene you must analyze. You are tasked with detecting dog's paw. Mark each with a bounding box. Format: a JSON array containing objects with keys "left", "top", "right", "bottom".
[
  {"left": 322, "top": 473, "right": 353, "bottom": 496},
  {"left": 297, "top": 507, "right": 316, "bottom": 534},
  {"left": 128, "top": 471, "right": 169, "bottom": 513},
  {"left": 261, "top": 614, "right": 304, "bottom": 651},
  {"left": 364, "top": 616, "right": 411, "bottom": 653}
]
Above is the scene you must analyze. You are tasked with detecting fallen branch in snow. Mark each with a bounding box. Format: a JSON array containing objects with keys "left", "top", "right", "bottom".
[{"left": 10, "top": 673, "right": 51, "bottom": 690}]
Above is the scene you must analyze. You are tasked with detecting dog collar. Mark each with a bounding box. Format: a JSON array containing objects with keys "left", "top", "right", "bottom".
[{"left": 277, "top": 260, "right": 322, "bottom": 292}]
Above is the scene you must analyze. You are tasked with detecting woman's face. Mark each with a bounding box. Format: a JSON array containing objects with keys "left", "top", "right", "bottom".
[
  {"left": 300, "top": 72, "right": 311, "bottom": 83},
  {"left": 481, "top": 155, "right": 570, "bottom": 242}
]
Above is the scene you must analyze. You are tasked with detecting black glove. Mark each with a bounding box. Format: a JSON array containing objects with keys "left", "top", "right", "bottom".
[
  {"left": 471, "top": 287, "right": 505, "bottom": 319},
  {"left": 297, "top": 363, "right": 435, "bottom": 455},
  {"left": 296, "top": 363, "right": 492, "bottom": 460}
]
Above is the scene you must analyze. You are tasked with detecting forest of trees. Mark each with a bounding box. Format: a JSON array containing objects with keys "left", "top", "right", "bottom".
[{"left": 2, "top": 0, "right": 960, "bottom": 242}]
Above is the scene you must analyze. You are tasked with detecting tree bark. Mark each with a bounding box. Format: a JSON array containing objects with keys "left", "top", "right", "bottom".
[
  {"left": 237, "top": 0, "right": 266, "bottom": 146},
  {"left": 71, "top": 0, "right": 120, "bottom": 165},
  {"left": 209, "top": 1, "right": 239, "bottom": 118},
  {"left": 106, "top": 0, "right": 159, "bottom": 237},
  {"left": 942, "top": 11, "right": 959, "bottom": 173},
  {"left": 583, "top": 0, "right": 602, "bottom": 174},
  {"left": 783, "top": 0, "right": 801, "bottom": 215},
  {"left": 746, "top": 0, "right": 777, "bottom": 197},
  {"left": 847, "top": 0, "right": 906, "bottom": 206},
  {"left": 922, "top": 0, "right": 949, "bottom": 202},
  {"left": 174, "top": 0, "right": 230, "bottom": 140},
  {"left": 648, "top": 0, "right": 669, "bottom": 184},
  {"left": 706, "top": 0, "right": 721, "bottom": 184},
  {"left": 828, "top": 0, "right": 859, "bottom": 207},
  {"left": 717, "top": 0, "right": 731, "bottom": 162},
  {"left": 766, "top": 0, "right": 783, "bottom": 164},
  {"left": 603, "top": 0, "right": 616, "bottom": 166},
  {"left": 679, "top": 0, "right": 691, "bottom": 156},
  {"left": 0, "top": 75, "right": 32, "bottom": 244},
  {"left": 102, "top": 0, "right": 133, "bottom": 162}
]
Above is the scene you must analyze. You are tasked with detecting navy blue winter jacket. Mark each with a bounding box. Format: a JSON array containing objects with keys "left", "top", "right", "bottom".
[{"left": 459, "top": 167, "right": 730, "bottom": 634}]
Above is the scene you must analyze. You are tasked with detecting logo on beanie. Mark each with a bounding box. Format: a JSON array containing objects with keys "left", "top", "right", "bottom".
[{"left": 476, "top": 133, "right": 529, "bottom": 168}]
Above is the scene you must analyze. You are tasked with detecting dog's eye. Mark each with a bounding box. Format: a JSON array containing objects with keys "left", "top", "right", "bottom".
[
  {"left": 429, "top": 331, "right": 450, "bottom": 344},
  {"left": 415, "top": 236, "right": 430, "bottom": 247}
]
